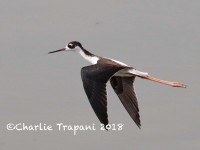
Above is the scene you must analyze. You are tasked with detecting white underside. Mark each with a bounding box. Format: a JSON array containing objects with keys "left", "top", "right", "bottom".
[{"left": 114, "top": 68, "right": 148, "bottom": 77}]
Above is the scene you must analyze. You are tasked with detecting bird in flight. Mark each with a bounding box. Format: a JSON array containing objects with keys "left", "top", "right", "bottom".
[{"left": 49, "top": 41, "right": 186, "bottom": 129}]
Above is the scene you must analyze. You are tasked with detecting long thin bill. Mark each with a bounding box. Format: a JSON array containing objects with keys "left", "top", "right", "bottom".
[{"left": 48, "top": 48, "right": 66, "bottom": 54}]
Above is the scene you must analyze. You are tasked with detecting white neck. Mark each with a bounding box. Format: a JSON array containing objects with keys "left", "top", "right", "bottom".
[{"left": 75, "top": 47, "right": 99, "bottom": 64}]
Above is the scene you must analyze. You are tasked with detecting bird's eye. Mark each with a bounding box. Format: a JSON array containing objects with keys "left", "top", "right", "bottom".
[{"left": 68, "top": 43, "right": 75, "bottom": 49}]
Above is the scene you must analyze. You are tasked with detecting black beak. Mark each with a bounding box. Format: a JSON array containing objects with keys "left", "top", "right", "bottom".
[{"left": 48, "top": 48, "right": 66, "bottom": 54}]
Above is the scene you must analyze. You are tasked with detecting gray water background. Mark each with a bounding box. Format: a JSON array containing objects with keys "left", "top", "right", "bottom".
[{"left": 0, "top": 0, "right": 200, "bottom": 149}]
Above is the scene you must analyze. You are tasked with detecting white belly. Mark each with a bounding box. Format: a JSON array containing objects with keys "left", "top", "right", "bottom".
[{"left": 114, "top": 68, "right": 148, "bottom": 77}]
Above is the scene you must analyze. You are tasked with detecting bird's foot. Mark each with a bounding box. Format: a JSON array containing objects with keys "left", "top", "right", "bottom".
[{"left": 172, "top": 82, "right": 187, "bottom": 88}]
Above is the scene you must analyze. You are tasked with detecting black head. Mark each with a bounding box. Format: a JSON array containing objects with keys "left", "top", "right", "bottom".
[
  {"left": 48, "top": 41, "right": 83, "bottom": 54},
  {"left": 67, "top": 41, "right": 82, "bottom": 49}
]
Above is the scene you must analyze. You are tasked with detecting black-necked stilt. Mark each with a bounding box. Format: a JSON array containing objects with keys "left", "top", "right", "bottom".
[{"left": 49, "top": 41, "right": 186, "bottom": 129}]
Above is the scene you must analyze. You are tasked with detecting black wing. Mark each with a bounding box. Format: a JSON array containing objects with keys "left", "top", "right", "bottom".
[
  {"left": 110, "top": 76, "right": 141, "bottom": 128},
  {"left": 81, "top": 73, "right": 108, "bottom": 126},
  {"left": 81, "top": 60, "right": 128, "bottom": 126}
]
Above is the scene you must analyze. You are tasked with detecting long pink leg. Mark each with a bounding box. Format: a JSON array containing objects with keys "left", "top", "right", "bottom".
[
  {"left": 139, "top": 75, "right": 187, "bottom": 88},
  {"left": 128, "top": 73, "right": 187, "bottom": 88}
]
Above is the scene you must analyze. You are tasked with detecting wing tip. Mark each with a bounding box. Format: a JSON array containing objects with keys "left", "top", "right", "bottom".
[
  {"left": 137, "top": 123, "right": 141, "bottom": 129},
  {"left": 134, "top": 117, "right": 141, "bottom": 129}
]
